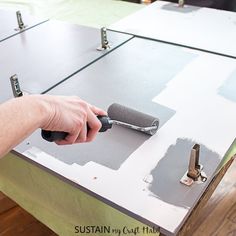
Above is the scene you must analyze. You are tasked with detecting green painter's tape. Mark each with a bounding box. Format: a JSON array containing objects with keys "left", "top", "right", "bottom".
[
  {"left": 0, "top": 0, "right": 144, "bottom": 28},
  {"left": 0, "top": 153, "right": 159, "bottom": 236}
]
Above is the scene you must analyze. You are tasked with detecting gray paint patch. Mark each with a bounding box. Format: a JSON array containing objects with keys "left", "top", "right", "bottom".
[
  {"left": 218, "top": 69, "right": 236, "bottom": 102},
  {"left": 148, "top": 138, "right": 221, "bottom": 208},
  {"left": 47, "top": 37, "right": 197, "bottom": 127},
  {"left": 17, "top": 37, "right": 197, "bottom": 170},
  {"left": 0, "top": 9, "right": 46, "bottom": 42},
  {"left": 0, "top": 21, "right": 131, "bottom": 103},
  {"left": 161, "top": 3, "right": 201, "bottom": 13}
]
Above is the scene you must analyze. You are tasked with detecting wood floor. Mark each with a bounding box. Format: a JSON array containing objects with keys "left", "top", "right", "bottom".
[
  {"left": 0, "top": 192, "right": 57, "bottom": 236},
  {"left": 190, "top": 159, "right": 236, "bottom": 236},
  {"left": 0, "top": 160, "right": 236, "bottom": 236}
]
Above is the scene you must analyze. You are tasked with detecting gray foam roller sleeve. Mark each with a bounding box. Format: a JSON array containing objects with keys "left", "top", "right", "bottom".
[{"left": 107, "top": 103, "right": 159, "bottom": 135}]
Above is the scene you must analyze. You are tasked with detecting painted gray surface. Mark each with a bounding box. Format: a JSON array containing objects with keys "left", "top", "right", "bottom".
[
  {"left": 148, "top": 138, "right": 221, "bottom": 208},
  {"left": 161, "top": 3, "right": 200, "bottom": 13},
  {"left": 0, "top": 20, "right": 132, "bottom": 103},
  {"left": 218, "top": 68, "right": 236, "bottom": 102},
  {"left": 16, "top": 37, "right": 197, "bottom": 170},
  {"left": 0, "top": 9, "right": 46, "bottom": 42}
]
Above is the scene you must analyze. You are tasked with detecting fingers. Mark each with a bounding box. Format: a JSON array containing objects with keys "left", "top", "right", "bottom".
[
  {"left": 48, "top": 96, "right": 106, "bottom": 145},
  {"left": 55, "top": 134, "right": 77, "bottom": 145},
  {"left": 86, "top": 109, "right": 102, "bottom": 142},
  {"left": 56, "top": 108, "right": 102, "bottom": 145},
  {"left": 55, "top": 125, "right": 86, "bottom": 145},
  {"left": 89, "top": 104, "right": 107, "bottom": 116},
  {"left": 55, "top": 128, "right": 81, "bottom": 145},
  {"left": 75, "top": 122, "right": 87, "bottom": 143}
]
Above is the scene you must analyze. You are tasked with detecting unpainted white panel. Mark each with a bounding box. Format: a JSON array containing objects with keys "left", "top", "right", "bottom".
[{"left": 110, "top": 1, "right": 236, "bottom": 58}]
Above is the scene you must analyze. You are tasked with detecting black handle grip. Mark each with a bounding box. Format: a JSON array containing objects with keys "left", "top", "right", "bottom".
[
  {"left": 41, "top": 130, "right": 67, "bottom": 142},
  {"left": 41, "top": 115, "right": 112, "bottom": 142}
]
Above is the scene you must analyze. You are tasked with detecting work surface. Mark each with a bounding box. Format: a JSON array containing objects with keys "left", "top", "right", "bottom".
[
  {"left": 15, "top": 36, "right": 236, "bottom": 235},
  {"left": 1, "top": 3, "right": 236, "bottom": 236}
]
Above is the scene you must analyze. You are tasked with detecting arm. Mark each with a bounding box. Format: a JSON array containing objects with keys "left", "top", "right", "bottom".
[{"left": 0, "top": 95, "right": 106, "bottom": 158}]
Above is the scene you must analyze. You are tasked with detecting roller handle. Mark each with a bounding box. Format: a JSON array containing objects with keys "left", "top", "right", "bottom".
[{"left": 41, "top": 115, "right": 112, "bottom": 142}]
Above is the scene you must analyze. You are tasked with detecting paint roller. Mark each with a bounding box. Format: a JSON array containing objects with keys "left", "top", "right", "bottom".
[{"left": 41, "top": 103, "right": 159, "bottom": 142}]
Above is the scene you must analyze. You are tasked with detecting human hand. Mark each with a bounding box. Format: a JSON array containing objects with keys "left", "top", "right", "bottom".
[{"left": 37, "top": 95, "right": 106, "bottom": 145}]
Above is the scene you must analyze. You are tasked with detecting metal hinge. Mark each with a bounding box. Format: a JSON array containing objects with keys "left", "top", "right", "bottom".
[
  {"left": 97, "top": 27, "right": 111, "bottom": 51},
  {"left": 10, "top": 74, "right": 23, "bottom": 97},
  {"left": 178, "top": 0, "right": 185, "bottom": 7},
  {"left": 180, "top": 144, "right": 207, "bottom": 186},
  {"left": 15, "top": 11, "right": 27, "bottom": 31}
]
